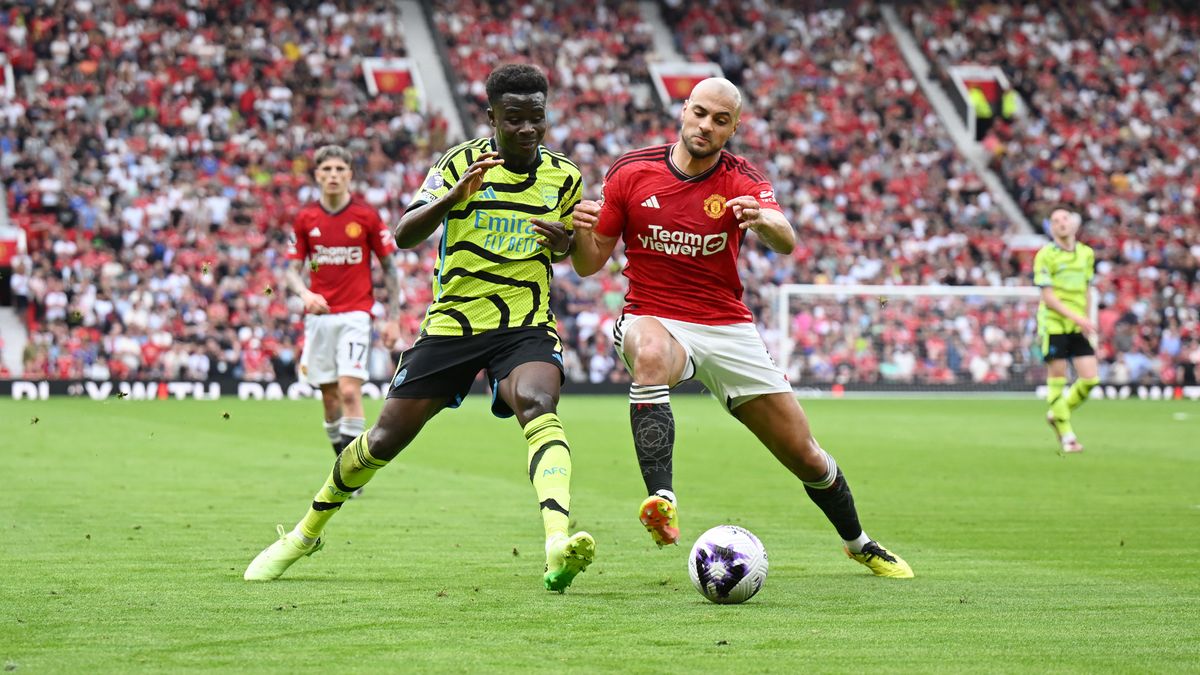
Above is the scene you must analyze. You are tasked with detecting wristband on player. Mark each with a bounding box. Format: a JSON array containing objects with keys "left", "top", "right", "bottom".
[{"left": 551, "top": 231, "right": 575, "bottom": 260}]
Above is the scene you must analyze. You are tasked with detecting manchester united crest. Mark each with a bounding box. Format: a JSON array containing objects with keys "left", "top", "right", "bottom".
[
  {"left": 703, "top": 193, "right": 727, "bottom": 219},
  {"left": 345, "top": 222, "right": 363, "bottom": 238}
]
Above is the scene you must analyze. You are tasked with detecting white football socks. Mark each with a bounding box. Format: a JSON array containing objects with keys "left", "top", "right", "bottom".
[
  {"left": 340, "top": 417, "right": 366, "bottom": 439},
  {"left": 844, "top": 532, "right": 871, "bottom": 554},
  {"left": 323, "top": 419, "right": 342, "bottom": 445}
]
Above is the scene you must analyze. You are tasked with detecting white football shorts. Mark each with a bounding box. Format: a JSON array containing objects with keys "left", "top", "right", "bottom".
[
  {"left": 613, "top": 313, "right": 792, "bottom": 410},
  {"left": 299, "top": 311, "right": 371, "bottom": 385}
]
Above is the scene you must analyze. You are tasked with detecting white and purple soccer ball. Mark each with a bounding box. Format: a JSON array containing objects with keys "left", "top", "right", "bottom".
[{"left": 688, "top": 525, "right": 769, "bottom": 604}]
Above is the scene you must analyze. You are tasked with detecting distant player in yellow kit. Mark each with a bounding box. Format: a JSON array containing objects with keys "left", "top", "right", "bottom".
[{"left": 1034, "top": 206, "right": 1098, "bottom": 453}]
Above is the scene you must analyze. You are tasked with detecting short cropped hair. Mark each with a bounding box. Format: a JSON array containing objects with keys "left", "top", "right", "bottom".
[
  {"left": 1050, "top": 203, "right": 1082, "bottom": 226},
  {"left": 485, "top": 64, "right": 549, "bottom": 106},
  {"left": 314, "top": 145, "right": 353, "bottom": 168}
]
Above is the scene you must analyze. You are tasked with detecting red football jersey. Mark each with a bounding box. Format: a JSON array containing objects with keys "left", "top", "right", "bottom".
[
  {"left": 596, "top": 144, "right": 782, "bottom": 325},
  {"left": 287, "top": 198, "right": 398, "bottom": 314}
]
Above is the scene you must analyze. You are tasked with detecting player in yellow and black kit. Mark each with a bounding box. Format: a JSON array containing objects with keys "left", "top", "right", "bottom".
[
  {"left": 1034, "top": 206, "right": 1099, "bottom": 454},
  {"left": 245, "top": 64, "right": 596, "bottom": 592}
]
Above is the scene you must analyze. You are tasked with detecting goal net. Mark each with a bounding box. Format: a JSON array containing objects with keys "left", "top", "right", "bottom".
[{"left": 766, "top": 284, "right": 1092, "bottom": 395}]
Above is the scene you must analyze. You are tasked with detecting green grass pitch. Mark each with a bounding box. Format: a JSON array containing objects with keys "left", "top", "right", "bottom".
[{"left": 2, "top": 395, "right": 1197, "bottom": 672}]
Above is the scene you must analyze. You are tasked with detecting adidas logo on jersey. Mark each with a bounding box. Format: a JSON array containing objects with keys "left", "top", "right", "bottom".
[
  {"left": 479, "top": 186, "right": 498, "bottom": 200},
  {"left": 309, "top": 227, "right": 322, "bottom": 237},
  {"left": 640, "top": 195, "right": 661, "bottom": 209}
]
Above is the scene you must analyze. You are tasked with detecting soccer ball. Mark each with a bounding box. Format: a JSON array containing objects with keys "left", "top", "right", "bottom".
[{"left": 688, "top": 525, "right": 769, "bottom": 604}]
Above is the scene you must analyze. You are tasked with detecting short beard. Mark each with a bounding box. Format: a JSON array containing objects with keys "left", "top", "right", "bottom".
[{"left": 681, "top": 136, "right": 721, "bottom": 160}]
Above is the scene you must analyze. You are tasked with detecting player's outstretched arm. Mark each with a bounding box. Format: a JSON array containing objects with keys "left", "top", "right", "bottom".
[
  {"left": 570, "top": 199, "right": 619, "bottom": 277},
  {"left": 394, "top": 152, "right": 504, "bottom": 248},
  {"left": 285, "top": 258, "right": 330, "bottom": 314},
  {"left": 730, "top": 196, "right": 795, "bottom": 254}
]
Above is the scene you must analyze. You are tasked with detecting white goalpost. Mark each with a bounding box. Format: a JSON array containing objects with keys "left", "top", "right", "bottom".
[{"left": 769, "top": 284, "right": 1095, "bottom": 394}]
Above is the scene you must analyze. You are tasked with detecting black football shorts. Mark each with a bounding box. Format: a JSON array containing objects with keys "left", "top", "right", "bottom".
[
  {"left": 386, "top": 326, "right": 565, "bottom": 417},
  {"left": 1042, "top": 332, "right": 1095, "bottom": 363}
]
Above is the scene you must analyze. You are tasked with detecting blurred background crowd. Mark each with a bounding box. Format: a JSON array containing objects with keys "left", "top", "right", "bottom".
[{"left": 2, "top": 0, "right": 1197, "bottom": 388}]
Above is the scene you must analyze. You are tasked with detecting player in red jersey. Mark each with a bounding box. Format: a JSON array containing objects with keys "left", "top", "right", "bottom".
[
  {"left": 572, "top": 78, "right": 913, "bottom": 578},
  {"left": 286, "top": 145, "right": 402, "bottom": 465}
]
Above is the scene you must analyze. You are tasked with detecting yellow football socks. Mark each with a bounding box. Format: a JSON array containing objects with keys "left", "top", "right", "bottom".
[
  {"left": 297, "top": 433, "right": 389, "bottom": 540},
  {"left": 1065, "top": 376, "right": 1100, "bottom": 410},
  {"left": 524, "top": 413, "right": 572, "bottom": 541},
  {"left": 1047, "top": 376, "right": 1073, "bottom": 436}
]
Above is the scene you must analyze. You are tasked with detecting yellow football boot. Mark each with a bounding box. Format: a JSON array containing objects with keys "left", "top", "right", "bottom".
[
  {"left": 846, "top": 541, "right": 914, "bottom": 579},
  {"left": 544, "top": 531, "right": 596, "bottom": 593},
  {"left": 244, "top": 525, "right": 324, "bottom": 581}
]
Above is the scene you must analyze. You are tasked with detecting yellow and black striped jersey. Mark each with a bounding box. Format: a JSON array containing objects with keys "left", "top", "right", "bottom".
[
  {"left": 1034, "top": 241, "right": 1094, "bottom": 334},
  {"left": 410, "top": 137, "right": 583, "bottom": 336}
]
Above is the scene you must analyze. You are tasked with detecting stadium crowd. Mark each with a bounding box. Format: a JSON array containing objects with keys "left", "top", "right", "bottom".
[
  {"left": 3, "top": 0, "right": 449, "bottom": 382},
  {"left": 2, "top": 0, "right": 1197, "bottom": 388},
  {"left": 659, "top": 1, "right": 1045, "bottom": 385},
  {"left": 903, "top": 0, "right": 1200, "bottom": 385},
  {"left": 907, "top": 2, "right": 1199, "bottom": 235}
]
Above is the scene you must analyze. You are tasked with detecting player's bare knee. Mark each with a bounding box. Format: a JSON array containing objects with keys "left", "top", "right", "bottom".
[
  {"left": 339, "top": 383, "right": 361, "bottom": 408},
  {"left": 631, "top": 341, "right": 674, "bottom": 384},
  {"left": 365, "top": 424, "right": 405, "bottom": 461},
  {"left": 805, "top": 433, "right": 826, "bottom": 456},
  {"left": 778, "top": 435, "right": 823, "bottom": 472},
  {"left": 801, "top": 437, "right": 827, "bottom": 471},
  {"left": 512, "top": 387, "right": 558, "bottom": 422},
  {"left": 767, "top": 431, "right": 824, "bottom": 482}
]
